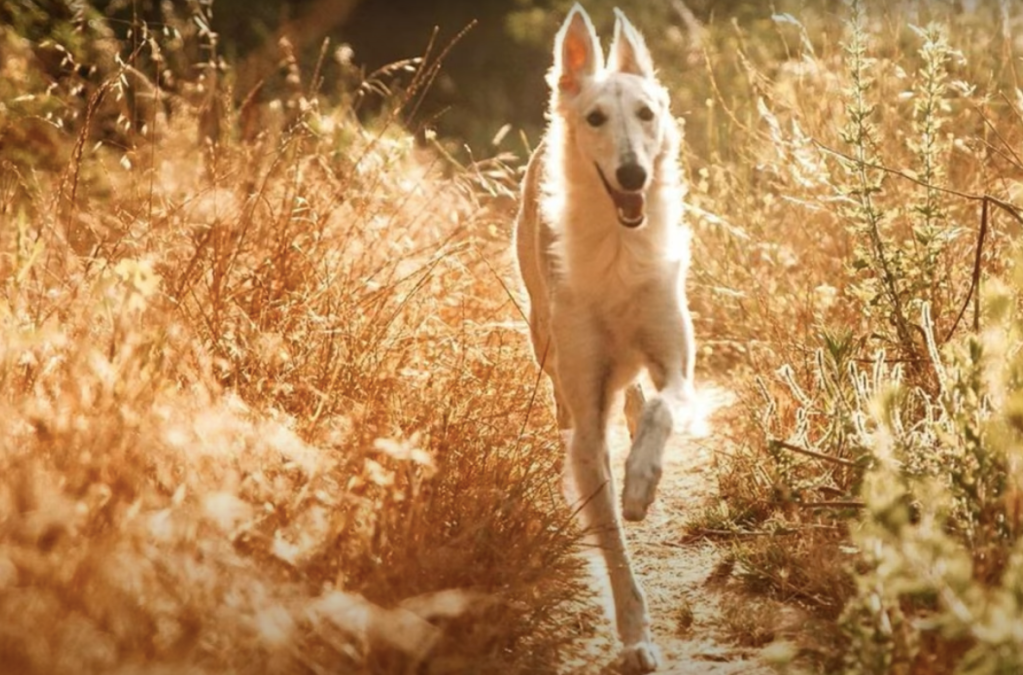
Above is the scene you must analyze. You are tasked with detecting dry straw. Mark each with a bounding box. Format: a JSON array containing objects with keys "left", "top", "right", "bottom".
[{"left": 0, "top": 6, "right": 592, "bottom": 673}]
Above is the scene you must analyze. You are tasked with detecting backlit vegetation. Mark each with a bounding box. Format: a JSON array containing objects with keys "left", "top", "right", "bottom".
[
  {"left": 0, "top": 3, "right": 590, "bottom": 673},
  {"left": 670, "top": 1, "right": 1023, "bottom": 672},
  {"left": 7, "top": 1, "right": 1023, "bottom": 673}
]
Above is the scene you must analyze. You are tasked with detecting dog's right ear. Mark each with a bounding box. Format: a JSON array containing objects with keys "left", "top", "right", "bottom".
[{"left": 552, "top": 4, "right": 603, "bottom": 96}]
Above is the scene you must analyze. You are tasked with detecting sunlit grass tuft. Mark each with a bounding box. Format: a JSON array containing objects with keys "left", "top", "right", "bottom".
[{"left": 0, "top": 10, "right": 593, "bottom": 673}]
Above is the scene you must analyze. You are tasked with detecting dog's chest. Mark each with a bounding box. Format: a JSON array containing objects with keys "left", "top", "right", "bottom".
[
  {"left": 563, "top": 231, "right": 675, "bottom": 296},
  {"left": 584, "top": 277, "right": 666, "bottom": 355}
]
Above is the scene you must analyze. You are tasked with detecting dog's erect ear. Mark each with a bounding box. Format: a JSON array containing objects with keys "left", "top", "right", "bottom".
[
  {"left": 552, "top": 4, "right": 603, "bottom": 96},
  {"left": 608, "top": 8, "right": 654, "bottom": 79}
]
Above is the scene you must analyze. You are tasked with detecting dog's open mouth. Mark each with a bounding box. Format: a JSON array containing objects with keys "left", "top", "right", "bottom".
[{"left": 596, "top": 164, "right": 646, "bottom": 228}]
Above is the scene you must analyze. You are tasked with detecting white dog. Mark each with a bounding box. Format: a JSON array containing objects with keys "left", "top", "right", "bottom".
[{"left": 514, "top": 4, "right": 696, "bottom": 672}]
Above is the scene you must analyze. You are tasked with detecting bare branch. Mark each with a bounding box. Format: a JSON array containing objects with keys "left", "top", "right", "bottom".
[{"left": 769, "top": 438, "right": 860, "bottom": 468}]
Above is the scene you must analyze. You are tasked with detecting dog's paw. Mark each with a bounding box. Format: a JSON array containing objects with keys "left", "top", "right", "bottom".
[
  {"left": 622, "top": 462, "right": 662, "bottom": 522},
  {"left": 619, "top": 641, "right": 661, "bottom": 674}
]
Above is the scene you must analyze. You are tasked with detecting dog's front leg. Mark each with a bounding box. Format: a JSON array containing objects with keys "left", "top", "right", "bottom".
[
  {"left": 621, "top": 302, "right": 696, "bottom": 522},
  {"left": 557, "top": 344, "right": 660, "bottom": 672}
]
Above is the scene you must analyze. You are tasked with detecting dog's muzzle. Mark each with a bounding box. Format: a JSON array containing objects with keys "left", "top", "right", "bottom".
[{"left": 595, "top": 164, "right": 646, "bottom": 228}]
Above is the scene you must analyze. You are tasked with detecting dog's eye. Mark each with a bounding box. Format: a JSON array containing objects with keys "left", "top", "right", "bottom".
[
  {"left": 586, "top": 110, "right": 607, "bottom": 127},
  {"left": 637, "top": 106, "right": 655, "bottom": 122}
]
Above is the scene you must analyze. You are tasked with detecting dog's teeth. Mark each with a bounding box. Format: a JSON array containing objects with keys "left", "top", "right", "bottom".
[{"left": 617, "top": 208, "right": 644, "bottom": 227}]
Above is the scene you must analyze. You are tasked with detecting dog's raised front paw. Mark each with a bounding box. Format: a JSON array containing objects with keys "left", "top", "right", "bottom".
[
  {"left": 619, "top": 641, "right": 661, "bottom": 673},
  {"left": 621, "top": 463, "right": 662, "bottom": 522}
]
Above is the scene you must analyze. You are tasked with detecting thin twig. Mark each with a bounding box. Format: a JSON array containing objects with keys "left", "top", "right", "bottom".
[
  {"left": 969, "top": 198, "right": 987, "bottom": 334},
  {"left": 852, "top": 356, "right": 928, "bottom": 364},
  {"left": 687, "top": 525, "right": 842, "bottom": 539},
  {"left": 769, "top": 438, "right": 859, "bottom": 468},
  {"left": 815, "top": 140, "right": 1023, "bottom": 222},
  {"left": 476, "top": 246, "right": 529, "bottom": 324},
  {"left": 404, "top": 20, "right": 477, "bottom": 126},
  {"left": 1000, "top": 91, "right": 1023, "bottom": 149},
  {"left": 792, "top": 500, "right": 864, "bottom": 509},
  {"left": 975, "top": 98, "right": 1023, "bottom": 170}
]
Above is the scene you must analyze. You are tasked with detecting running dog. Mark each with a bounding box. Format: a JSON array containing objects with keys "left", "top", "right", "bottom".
[{"left": 514, "top": 5, "right": 696, "bottom": 672}]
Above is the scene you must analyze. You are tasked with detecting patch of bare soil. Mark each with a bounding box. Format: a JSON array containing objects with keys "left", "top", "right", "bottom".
[{"left": 566, "top": 383, "right": 784, "bottom": 674}]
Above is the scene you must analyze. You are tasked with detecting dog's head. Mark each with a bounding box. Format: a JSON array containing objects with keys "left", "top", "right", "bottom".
[{"left": 549, "top": 4, "right": 673, "bottom": 229}]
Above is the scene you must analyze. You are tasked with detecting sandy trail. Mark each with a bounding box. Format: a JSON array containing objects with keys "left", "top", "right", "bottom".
[{"left": 567, "top": 382, "right": 776, "bottom": 674}]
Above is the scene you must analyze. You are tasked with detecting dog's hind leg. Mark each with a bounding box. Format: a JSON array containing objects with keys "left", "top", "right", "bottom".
[
  {"left": 527, "top": 315, "right": 574, "bottom": 436},
  {"left": 624, "top": 382, "right": 645, "bottom": 440}
]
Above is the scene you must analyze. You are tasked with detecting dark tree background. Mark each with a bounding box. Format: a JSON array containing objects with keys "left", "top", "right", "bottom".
[{"left": 2, "top": 0, "right": 801, "bottom": 154}]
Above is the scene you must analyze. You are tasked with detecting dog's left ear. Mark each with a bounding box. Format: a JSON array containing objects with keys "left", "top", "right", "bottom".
[{"left": 608, "top": 8, "right": 655, "bottom": 79}]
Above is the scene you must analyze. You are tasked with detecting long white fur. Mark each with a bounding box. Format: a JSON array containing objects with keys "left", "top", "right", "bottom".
[{"left": 514, "top": 5, "right": 696, "bottom": 673}]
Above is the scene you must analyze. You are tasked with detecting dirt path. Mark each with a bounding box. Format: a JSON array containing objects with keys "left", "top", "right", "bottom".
[{"left": 567, "top": 383, "right": 777, "bottom": 674}]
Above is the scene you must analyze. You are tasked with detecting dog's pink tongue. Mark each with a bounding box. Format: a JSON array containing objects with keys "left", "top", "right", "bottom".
[{"left": 615, "top": 191, "right": 646, "bottom": 227}]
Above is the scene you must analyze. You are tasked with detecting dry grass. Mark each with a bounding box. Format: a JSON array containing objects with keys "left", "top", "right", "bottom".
[
  {"left": 717, "top": 597, "right": 777, "bottom": 649},
  {"left": 668, "top": 1, "right": 1023, "bottom": 670},
  {"left": 9, "top": 2, "right": 1023, "bottom": 673},
  {"left": 0, "top": 13, "right": 594, "bottom": 675}
]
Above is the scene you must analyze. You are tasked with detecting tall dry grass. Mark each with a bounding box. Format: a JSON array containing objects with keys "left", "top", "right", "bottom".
[
  {"left": 666, "top": 0, "right": 1023, "bottom": 670},
  {"left": 0, "top": 10, "right": 593, "bottom": 674},
  {"left": 11, "top": 2, "right": 1023, "bottom": 673}
]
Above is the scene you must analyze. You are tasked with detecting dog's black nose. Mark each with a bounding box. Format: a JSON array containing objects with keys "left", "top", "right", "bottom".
[{"left": 616, "top": 163, "right": 647, "bottom": 191}]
